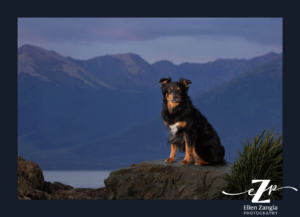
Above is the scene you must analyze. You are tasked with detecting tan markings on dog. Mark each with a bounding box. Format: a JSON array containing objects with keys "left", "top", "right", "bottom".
[
  {"left": 181, "top": 134, "right": 193, "bottom": 165},
  {"left": 161, "top": 80, "right": 170, "bottom": 87},
  {"left": 164, "top": 121, "right": 167, "bottom": 126},
  {"left": 181, "top": 79, "right": 191, "bottom": 88},
  {"left": 165, "top": 144, "right": 177, "bottom": 163},
  {"left": 166, "top": 89, "right": 182, "bottom": 113},
  {"left": 166, "top": 93, "right": 171, "bottom": 101},
  {"left": 177, "top": 121, "right": 186, "bottom": 128},
  {"left": 192, "top": 147, "right": 210, "bottom": 165},
  {"left": 192, "top": 147, "right": 201, "bottom": 162},
  {"left": 195, "top": 160, "right": 209, "bottom": 166},
  {"left": 177, "top": 87, "right": 180, "bottom": 90},
  {"left": 182, "top": 81, "right": 188, "bottom": 87},
  {"left": 167, "top": 101, "right": 179, "bottom": 113}
]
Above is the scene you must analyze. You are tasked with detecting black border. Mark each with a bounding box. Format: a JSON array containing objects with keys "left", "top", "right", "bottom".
[{"left": 4, "top": 0, "right": 300, "bottom": 216}]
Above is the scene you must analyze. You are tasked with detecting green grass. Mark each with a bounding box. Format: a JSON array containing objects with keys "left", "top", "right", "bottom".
[{"left": 223, "top": 128, "right": 283, "bottom": 200}]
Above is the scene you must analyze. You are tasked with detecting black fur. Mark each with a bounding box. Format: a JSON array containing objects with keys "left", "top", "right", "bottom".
[{"left": 159, "top": 77, "right": 226, "bottom": 165}]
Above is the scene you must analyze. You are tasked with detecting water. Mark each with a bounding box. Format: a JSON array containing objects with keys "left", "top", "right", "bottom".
[{"left": 43, "top": 170, "right": 112, "bottom": 189}]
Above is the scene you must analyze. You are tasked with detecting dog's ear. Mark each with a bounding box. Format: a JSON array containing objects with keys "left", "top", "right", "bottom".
[
  {"left": 159, "top": 77, "right": 172, "bottom": 88},
  {"left": 179, "top": 78, "right": 192, "bottom": 88}
]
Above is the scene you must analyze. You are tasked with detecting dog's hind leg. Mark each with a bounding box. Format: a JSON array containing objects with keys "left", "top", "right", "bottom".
[
  {"left": 192, "top": 148, "right": 209, "bottom": 165},
  {"left": 165, "top": 144, "right": 177, "bottom": 163},
  {"left": 180, "top": 133, "right": 194, "bottom": 165}
]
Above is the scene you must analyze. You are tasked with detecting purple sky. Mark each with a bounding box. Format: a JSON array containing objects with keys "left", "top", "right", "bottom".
[{"left": 18, "top": 18, "right": 282, "bottom": 65}]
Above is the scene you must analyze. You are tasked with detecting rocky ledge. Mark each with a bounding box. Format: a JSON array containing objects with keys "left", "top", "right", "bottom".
[
  {"left": 18, "top": 156, "right": 231, "bottom": 200},
  {"left": 17, "top": 156, "right": 107, "bottom": 200},
  {"left": 104, "top": 157, "right": 231, "bottom": 200}
]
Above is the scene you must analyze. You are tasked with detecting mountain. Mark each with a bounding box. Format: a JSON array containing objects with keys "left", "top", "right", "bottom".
[
  {"left": 68, "top": 49, "right": 278, "bottom": 95},
  {"left": 69, "top": 53, "right": 160, "bottom": 91},
  {"left": 193, "top": 53, "right": 282, "bottom": 161},
  {"left": 18, "top": 44, "right": 281, "bottom": 170},
  {"left": 18, "top": 45, "right": 162, "bottom": 159},
  {"left": 18, "top": 44, "right": 111, "bottom": 89},
  {"left": 56, "top": 53, "right": 281, "bottom": 169},
  {"left": 153, "top": 52, "right": 279, "bottom": 95}
]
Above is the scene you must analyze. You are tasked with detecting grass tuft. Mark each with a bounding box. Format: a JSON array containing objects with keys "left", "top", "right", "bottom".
[{"left": 223, "top": 128, "right": 283, "bottom": 200}]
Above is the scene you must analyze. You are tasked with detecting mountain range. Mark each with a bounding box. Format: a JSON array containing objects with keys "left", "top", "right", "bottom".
[{"left": 18, "top": 44, "right": 282, "bottom": 170}]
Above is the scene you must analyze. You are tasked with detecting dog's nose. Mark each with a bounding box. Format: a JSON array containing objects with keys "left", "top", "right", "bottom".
[{"left": 173, "top": 94, "right": 178, "bottom": 99}]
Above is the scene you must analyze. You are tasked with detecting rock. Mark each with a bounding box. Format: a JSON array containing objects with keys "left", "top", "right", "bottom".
[
  {"left": 42, "top": 181, "right": 107, "bottom": 200},
  {"left": 53, "top": 181, "right": 74, "bottom": 191},
  {"left": 18, "top": 156, "right": 45, "bottom": 199},
  {"left": 104, "top": 157, "right": 231, "bottom": 200},
  {"left": 17, "top": 156, "right": 108, "bottom": 200},
  {"left": 18, "top": 156, "right": 44, "bottom": 190},
  {"left": 45, "top": 187, "right": 107, "bottom": 200},
  {"left": 43, "top": 181, "right": 55, "bottom": 194},
  {"left": 74, "top": 188, "right": 108, "bottom": 199}
]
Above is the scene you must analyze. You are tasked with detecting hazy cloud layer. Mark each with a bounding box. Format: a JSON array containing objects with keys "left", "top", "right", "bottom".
[{"left": 18, "top": 18, "right": 282, "bottom": 64}]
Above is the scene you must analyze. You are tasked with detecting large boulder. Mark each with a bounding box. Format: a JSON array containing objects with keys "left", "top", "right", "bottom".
[
  {"left": 18, "top": 156, "right": 44, "bottom": 190},
  {"left": 17, "top": 156, "right": 45, "bottom": 199},
  {"left": 104, "top": 157, "right": 231, "bottom": 200}
]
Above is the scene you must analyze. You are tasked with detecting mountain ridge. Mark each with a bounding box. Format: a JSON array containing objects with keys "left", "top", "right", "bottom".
[
  {"left": 54, "top": 54, "right": 283, "bottom": 168},
  {"left": 19, "top": 44, "right": 279, "bottom": 94},
  {"left": 17, "top": 44, "right": 282, "bottom": 170},
  {"left": 18, "top": 44, "right": 112, "bottom": 89}
]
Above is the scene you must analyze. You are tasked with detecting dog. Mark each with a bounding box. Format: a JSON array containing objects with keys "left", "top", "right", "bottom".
[{"left": 159, "top": 77, "right": 225, "bottom": 166}]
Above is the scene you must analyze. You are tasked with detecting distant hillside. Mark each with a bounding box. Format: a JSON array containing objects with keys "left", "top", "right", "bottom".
[
  {"left": 19, "top": 44, "right": 279, "bottom": 95},
  {"left": 193, "top": 54, "right": 282, "bottom": 161},
  {"left": 63, "top": 54, "right": 281, "bottom": 168},
  {"left": 18, "top": 45, "right": 162, "bottom": 160},
  {"left": 153, "top": 52, "right": 279, "bottom": 95},
  {"left": 18, "top": 44, "right": 111, "bottom": 89},
  {"left": 18, "top": 44, "right": 281, "bottom": 170},
  {"left": 19, "top": 53, "right": 282, "bottom": 169},
  {"left": 69, "top": 53, "right": 160, "bottom": 91},
  {"left": 67, "top": 47, "right": 278, "bottom": 94}
]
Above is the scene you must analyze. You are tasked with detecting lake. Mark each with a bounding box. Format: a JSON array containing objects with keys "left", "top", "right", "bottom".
[{"left": 43, "top": 170, "right": 112, "bottom": 189}]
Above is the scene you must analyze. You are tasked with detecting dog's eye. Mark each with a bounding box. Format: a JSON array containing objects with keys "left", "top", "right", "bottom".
[{"left": 168, "top": 89, "right": 172, "bottom": 92}]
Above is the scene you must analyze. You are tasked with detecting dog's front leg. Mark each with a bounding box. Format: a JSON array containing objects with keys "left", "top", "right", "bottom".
[
  {"left": 165, "top": 144, "right": 177, "bottom": 163},
  {"left": 181, "top": 133, "right": 193, "bottom": 165}
]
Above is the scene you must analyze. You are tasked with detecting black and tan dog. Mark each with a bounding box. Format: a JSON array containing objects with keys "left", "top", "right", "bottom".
[{"left": 159, "top": 77, "right": 225, "bottom": 166}]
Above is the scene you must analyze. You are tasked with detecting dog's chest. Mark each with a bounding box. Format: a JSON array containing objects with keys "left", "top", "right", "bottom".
[{"left": 169, "top": 122, "right": 180, "bottom": 135}]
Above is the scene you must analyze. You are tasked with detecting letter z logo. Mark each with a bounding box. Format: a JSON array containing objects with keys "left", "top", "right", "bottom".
[{"left": 251, "top": 180, "right": 271, "bottom": 203}]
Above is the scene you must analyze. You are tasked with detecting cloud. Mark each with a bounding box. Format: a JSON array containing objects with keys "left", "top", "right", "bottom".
[
  {"left": 18, "top": 18, "right": 282, "bottom": 46},
  {"left": 17, "top": 18, "right": 282, "bottom": 64}
]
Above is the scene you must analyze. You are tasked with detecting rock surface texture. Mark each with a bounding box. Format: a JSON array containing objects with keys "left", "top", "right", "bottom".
[
  {"left": 17, "top": 156, "right": 107, "bottom": 200},
  {"left": 17, "top": 156, "right": 230, "bottom": 200},
  {"left": 104, "top": 157, "right": 231, "bottom": 200}
]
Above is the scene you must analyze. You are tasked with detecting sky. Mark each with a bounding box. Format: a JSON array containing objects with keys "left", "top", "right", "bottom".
[{"left": 18, "top": 18, "right": 282, "bottom": 65}]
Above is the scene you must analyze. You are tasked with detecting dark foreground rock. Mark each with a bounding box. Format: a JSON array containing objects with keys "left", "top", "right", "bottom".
[
  {"left": 17, "top": 156, "right": 107, "bottom": 200},
  {"left": 104, "top": 157, "right": 231, "bottom": 200}
]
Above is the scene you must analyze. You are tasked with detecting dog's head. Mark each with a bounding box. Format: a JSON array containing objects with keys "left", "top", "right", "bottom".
[{"left": 159, "top": 77, "right": 192, "bottom": 103}]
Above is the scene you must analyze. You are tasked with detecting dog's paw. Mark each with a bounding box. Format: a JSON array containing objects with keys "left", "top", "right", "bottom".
[
  {"left": 180, "top": 160, "right": 190, "bottom": 165},
  {"left": 165, "top": 157, "right": 175, "bottom": 163},
  {"left": 195, "top": 160, "right": 209, "bottom": 166}
]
